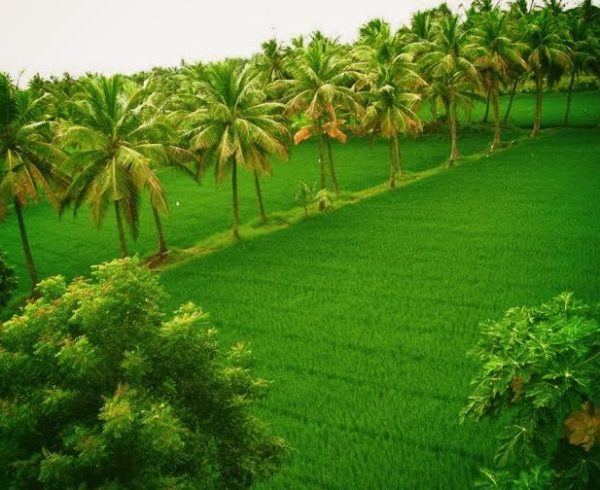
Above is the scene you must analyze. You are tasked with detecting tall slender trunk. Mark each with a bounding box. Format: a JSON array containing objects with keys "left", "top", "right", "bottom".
[
  {"left": 325, "top": 137, "right": 340, "bottom": 194},
  {"left": 531, "top": 73, "right": 543, "bottom": 139},
  {"left": 564, "top": 71, "right": 576, "bottom": 126},
  {"left": 443, "top": 98, "right": 450, "bottom": 124},
  {"left": 14, "top": 198, "right": 39, "bottom": 291},
  {"left": 483, "top": 92, "right": 491, "bottom": 123},
  {"left": 114, "top": 201, "right": 128, "bottom": 258},
  {"left": 232, "top": 160, "right": 240, "bottom": 239},
  {"left": 430, "top": 99, "right": 438, "bottom": 121},
  {"left": 151, "top": 205, "right": 168, "bottom": 255},
  {"left": 449, "top": 92, "right": 459, "bottom": 164},
  {"left": 503, "top": 79, "right": 518, "bottom": 124},
  {"left": 253, "top": 170, "right": 267, "bottom": 224},
  {"left": 318, "top": 134, "right": 326, "bottom": 211},
  {"left": 393, "top": 133, "right": 403, "bottom": 175},
  {"left": 388, "top": 137, "right": 396, "bottom": 188},
  {"left": 491, "top": 79, "right": 501, "bottom": 151}
]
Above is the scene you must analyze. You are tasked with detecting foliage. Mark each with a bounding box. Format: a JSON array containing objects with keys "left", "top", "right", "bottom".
[
  {"left": 0, "top": 249, "right": 17, "bottom": 306},
  {"left": 0, "top": 257, "right": 287, "bottom": 489},
  {"left": 294, "top": 181, "right": 317, "bottom": 216},
  {"left": 462, "top": 293, "right": 600, "bottom": 489}
]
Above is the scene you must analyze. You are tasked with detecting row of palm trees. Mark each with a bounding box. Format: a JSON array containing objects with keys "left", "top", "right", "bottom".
[{"left": 1, "top": 0, "right": 599, "bottom": 293}]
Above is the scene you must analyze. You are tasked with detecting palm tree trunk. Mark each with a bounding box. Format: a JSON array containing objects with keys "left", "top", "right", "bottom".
[
  {"left": 14, "top": 198, "right": 39, "bottom": 291},
  {"left": 503, "top": 79, "right": 518, "bottom": 124},
  {"left": 253, "top": 170, "right": 267, "bottom": 224},
  {"left": 564, "top": 71, "right": 576, "bottom": 126},
  {"left": 388, "top": 137, "right": 396, "bottom": 188},
  {"left": 318, "top": 134, "right": 326, "bottom": 211},
  {"left": 232, "top": 160, "right": 240, "bottom": 239},
  {"left": 325, "top": 137, "right": 340, "bottom": 194},
  {"left": 531, "top": 73, "right": 543, "bottom": 139},
  {"left": 151, "top": 205, "right": 168, "bottom": 255},
  {"left": 114, "top": 201, "right": 128, "bottom": 258},
  {"left": 491, "top": 81, "right": 501, "bottom": 151},
  {"left": 449, "top": 92, "right": 459, "bottom": 164},
  {"left": 430, "top": 99, "right": 438, "bottom": 121},
  {"left": 393, "top": 133, "right": 403, "bottom": 175},
  {"left": 483, "top": 92, "right": 491, "bottom": 123}
]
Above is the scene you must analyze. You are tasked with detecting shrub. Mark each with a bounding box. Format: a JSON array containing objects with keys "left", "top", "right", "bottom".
[
  {"left": 0, "top": 257, "right": 287, "bottom": 489},
  {"left": 462, "top": 293, "right": 600, "bottom": 489},
  {"left": 0, "top": 249, "right": 17, "bottom": 307}
]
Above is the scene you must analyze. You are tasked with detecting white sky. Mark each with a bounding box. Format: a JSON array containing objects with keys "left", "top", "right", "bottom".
[
  {"left": 1, "top": 0, "right": 471, "bottom": 82},
  {"left": 1, "top": 0, "right": 593, "bottom": 82}
]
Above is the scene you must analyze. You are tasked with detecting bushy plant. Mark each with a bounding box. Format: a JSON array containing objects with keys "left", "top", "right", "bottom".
[
  {"left": 0, "top": 257, "right": 287, "bottom": 489},
  {"left": 462, "top": 293, "right": 600, "bottom": 489},
  {"left": 0, "top": 249, "right": 17, "bottom": 306}
]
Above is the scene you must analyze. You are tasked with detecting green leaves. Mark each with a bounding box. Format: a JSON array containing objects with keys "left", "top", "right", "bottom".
[
  {"left": 463, "top": 293, "right": 600, "bottom": 488},
  {"left": 0, "top": 257, "right": 287, "bottom": 488}
]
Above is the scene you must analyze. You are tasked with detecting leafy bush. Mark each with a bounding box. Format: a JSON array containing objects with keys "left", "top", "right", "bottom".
[
  {"left": 462, "top": 293, "right": 600, "bottom": 489},
  {"left": 0, "top": 257, "right": 287, "bottom": 489},
  {"left": 0, "top": 249, "right": 17, "bottom": 306}
]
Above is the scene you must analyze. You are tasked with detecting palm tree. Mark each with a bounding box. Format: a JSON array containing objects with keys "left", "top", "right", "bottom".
[
  {"left": 280, "top": 39, "right": 361, "bottom": 199},
  {"left": 420, "top": 14, "right": 479, "bottom": 163},
  {"left": 522, "top": 9, "right": 570, "bottom": 138},
  {"left": 185, "top": 60, "right": 288, "bottom": 238},
  {"left": 361, "top": 65, "right": 422, "bottom": 187},
  {"left": 563, "top": 15, "right": 596, "bottom": 125},
  {"left": 0, "top": 74, "right": 65, "bottom": 291},
  {"left": 470, "top": 10, "right": 527, "bottom": 150},
  {"left": 60, "top": 76, "right": 170, "bottom": 257}
]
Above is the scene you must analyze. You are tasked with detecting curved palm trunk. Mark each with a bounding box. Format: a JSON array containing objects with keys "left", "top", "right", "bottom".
[
  {"left": 388, "top": 137, "right": 396, "bottom": 188},
  {"left": 503, "top": 79, "right": 518, "bottom": 124},
  {"left": 393, "top": 134, "right": 403, "bottom": 175},
  {"left": 253, "top": 170, "right": 267, "bottom": 224},
  {"left": 564, "top": 71, "right": 576, "bottom": 126},
  {"left": 491, "top": 79, "right": 501, "bottom": 151},
  {"left": 430, "top": 100, "right": 438, "bottom": 121},
  {"left": 232, "top": 160, "right": 240, "bottom": 239},
  {"left": 318, "top": 134, "right": 326, "bottom": 211},
  {"left": 14, "top": 198, "right": 39, "bottom": 291},
  {"left": 449, "top": 92, "right": 459, "bottom": 164},
  {"left": 326, "top": 137, "right": 340, "bottom": 194},
  {"left": 531, "top": 73, "right": 543, "bottom": 139},
  {"left": 151, "top": 205, "right": 168, "bottom": 255},
  {"left": 114, "top": 201, "right": 128, "bottom": 258},
  {"left": 483, "top": 92, "right": 491, "bottom": 123}
]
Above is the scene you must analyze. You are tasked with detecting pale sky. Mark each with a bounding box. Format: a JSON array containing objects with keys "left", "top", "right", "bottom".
[
  {"left": 1, "top": 0, "right": 472, "bottom": 82},
  {"left": 1, "top": 0, "right": 591, "bottom": 83}
]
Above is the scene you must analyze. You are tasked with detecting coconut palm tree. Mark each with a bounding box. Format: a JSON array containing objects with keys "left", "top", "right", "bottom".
[
  {"left": 280, "top": 39, "right": 361, "bottom": 198},
  {"left": 522, "top": 9, "right": 570, "bottom": 138},
  {"left": 470, "top": 9, "right": 527, "bottom": 150},
  {"left": 0, "top": 74, "right": 66, "bottom": 291},
  {"left": 563, "top": 15, "right": 597, "bottom": 125},
  {"left": 361, "top": 65, "right": 422, "bottom": 187},
  {"left": 60, "top": 75, "right": 171, "bottom": 257},
  {"left": 420, "top": 14, "right": 479, "bottom": 163},
  {"left": 185, "top": 60, "right": 288, "bottom": 238}
]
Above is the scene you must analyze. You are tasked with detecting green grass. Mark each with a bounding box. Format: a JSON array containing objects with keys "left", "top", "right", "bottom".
[
  {"left": 467, "top": 89, "right": 600, "bottom": 128},
  {"left": 0, "top": 91, "right": 599, "bottom": 487},
  {"left": 0, "top": 128, "right": 502, "bottom": 306},
  {"left": 160, "top": 128, "right": 600, "bottom": 488}
]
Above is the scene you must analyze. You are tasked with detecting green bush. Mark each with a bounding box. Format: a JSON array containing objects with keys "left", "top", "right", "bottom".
[
  {"left": 0, "top": 257, "right": 287, "bottom": 489},
  {"left": 462, "top": 293, "right": 600, "bottom": 489},
  {"left": 0, "top": 249, "right": 17, "bottom": 307}
]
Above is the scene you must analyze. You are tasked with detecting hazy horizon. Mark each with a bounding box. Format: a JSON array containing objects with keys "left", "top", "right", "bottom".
[
  {"left": 2, "top": 0, "right": 593, "bottom": 84},
  {"left": 2, "top": 0, "right": 470, "bottom": 83}
]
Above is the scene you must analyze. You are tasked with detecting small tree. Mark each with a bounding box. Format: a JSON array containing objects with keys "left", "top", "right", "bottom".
[
  {"left": 294, "top": 181, "right": 317, "bottom": 217},
  {"left": 0, "top": 257, "right": 287, "bottom": 489},
  {"left": 0, "top": 249, "right": 17, "bottom": 306},
  {"left": 462, "top": 293, "right": 600, "bottom": 489}
]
